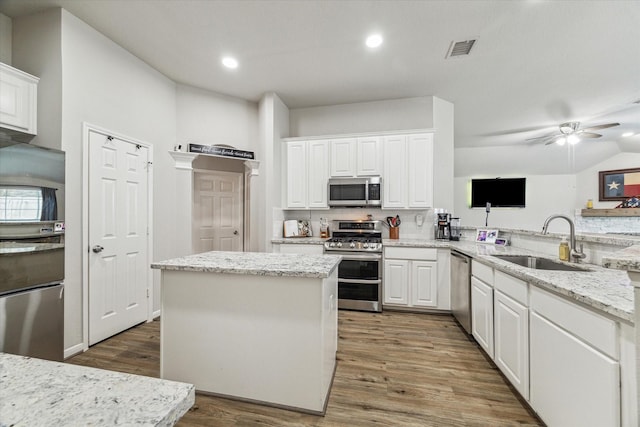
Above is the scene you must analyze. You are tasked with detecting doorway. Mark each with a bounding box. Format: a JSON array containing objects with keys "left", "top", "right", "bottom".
[
  {"left": 193, "top": 170, "right": 244, "bottom": 252},
  {"left": 85, "top": 125, "right": 152, "bottom": 346}
]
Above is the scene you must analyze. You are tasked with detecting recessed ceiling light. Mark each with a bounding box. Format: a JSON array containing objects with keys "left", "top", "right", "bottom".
[
  {"left": 622, "top": 132, "right": 634, "bottom": 137},
  {"left": 222, "top": 56, "right": 238, "bottom": 69},
  {"left": 555, "top": 136, "right": 566, "bottom": 146},
  {"left": 366, "top": 34, "right": 383, "bottom": 48}
]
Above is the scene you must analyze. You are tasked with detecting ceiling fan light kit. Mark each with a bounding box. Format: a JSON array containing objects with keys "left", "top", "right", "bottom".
[{"left": 526, "top": 121, "right": 621, "bottom": 146}]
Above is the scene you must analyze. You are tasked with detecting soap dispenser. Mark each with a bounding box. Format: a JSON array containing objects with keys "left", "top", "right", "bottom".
[{"left": 559, "top": 237, "right": 570, "bottom": 262}]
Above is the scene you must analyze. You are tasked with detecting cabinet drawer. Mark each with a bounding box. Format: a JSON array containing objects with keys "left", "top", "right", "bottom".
[
  {"left": 385, "top": 247, "right": 436, "bottom": 261},
  {"left": 530, "top": 286, "right": 617, "bottom": 358},
  {"left": 494, "top": 270, "right": 527, "bottom": 305},
  {"left": 472, "top": 260, "right": 493, "bottom": 285}
]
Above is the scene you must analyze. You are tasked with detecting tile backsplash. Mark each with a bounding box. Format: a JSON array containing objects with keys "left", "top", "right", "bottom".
[
  {"left": 278, "top": 208, "right": 438, "bottom": 239},
  {"left": 575, "top": 215, "right": 640, "bottom": 235}
]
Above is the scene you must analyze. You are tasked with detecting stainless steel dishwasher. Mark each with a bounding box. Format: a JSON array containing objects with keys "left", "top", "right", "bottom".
[{"left": 450, "top": 250, "right": 472, "bottom": 334}]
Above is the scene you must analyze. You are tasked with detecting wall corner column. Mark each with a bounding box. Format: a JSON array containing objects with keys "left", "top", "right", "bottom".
[{"left": 168, "top": 151, "right": 197, "bottom": 256}]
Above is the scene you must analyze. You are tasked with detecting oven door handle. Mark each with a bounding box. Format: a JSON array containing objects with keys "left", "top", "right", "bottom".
[
  {"left": 336, "top": 254, "right": 382, "bottom": 261},
  {"left": 338, "top": 278, "right": 382, "bottom": 285}
]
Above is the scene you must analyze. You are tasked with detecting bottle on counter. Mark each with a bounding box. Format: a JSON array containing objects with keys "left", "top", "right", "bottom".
[{"left": 559, "top": 237, "right": 570, "bottom": 262}]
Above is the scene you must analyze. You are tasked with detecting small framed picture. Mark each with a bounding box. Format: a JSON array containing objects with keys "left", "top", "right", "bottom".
[{"left": 475, "top": 229, "right": 498, "bottom": 244}]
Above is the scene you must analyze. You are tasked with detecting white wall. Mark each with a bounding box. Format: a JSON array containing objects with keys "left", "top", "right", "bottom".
[
  {"left": 13, "top": 9, "right": 178, "bottom": 354},
  {"left": 12, "top": 9, "right": 62, "bottom": 152},
  {"left": 60, "top": 10, "right": 177, "bottom": 352},
  {"left": 258, "top": 92, "right": 289, "bottom": 252},
  {"left": 175, "top": 83, "right": 261, "bottom": 251},
  {"left": 576, "top": 152, "right": 640, "bottom": 209},
  {"left": 433, "top": 97, "right": 454, "bottom": 212},
  {"left": 289, "top": 97, "right": 434, "bottom": 137},
  {"left": 453, "top": 174, "right": 577, "bottom": 233},
  {"left": 176, "top": 83, "right": 258, "bottom": 151},
  {"left": 0, "top": 13, "right": 11, "bottom": 64}
]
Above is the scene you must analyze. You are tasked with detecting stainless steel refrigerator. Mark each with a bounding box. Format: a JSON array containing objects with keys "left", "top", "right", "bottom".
[{"left": 0, "top": 142, "right": 65, "bottom": 361}]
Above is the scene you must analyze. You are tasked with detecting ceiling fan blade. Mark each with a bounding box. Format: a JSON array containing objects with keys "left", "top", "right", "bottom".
[
  {"left": 582, "top": 122, "right": 620, "bottom": 132},
  {"left": 579, "top": 132, "right": 602, "bottom": 139},
  {"left": 526, "top": 134, "right": 558, "bottom": 142}
]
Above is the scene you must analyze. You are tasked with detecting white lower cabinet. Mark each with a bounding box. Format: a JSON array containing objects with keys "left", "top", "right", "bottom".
[
  {"left": 530, "top": 287, "right": 620, "bottom": 427},
  {"left": 494, "top": 289, "right": 529, "bottom": 399},
  {"left": 471, "top": 276, "right": 494, "bottom": 358},
  {"left": 383, "top": 247, "right": 440, "bottom": 310},
  {"left": 384, "top": 259, "right": 409, "bottom": 305}
]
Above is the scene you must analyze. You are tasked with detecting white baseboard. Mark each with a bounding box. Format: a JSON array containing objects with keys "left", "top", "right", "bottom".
[
  {"left": 152, "top": 309, "right": 161, "bottom": 319},
  {"left": 64, "top": 342, "right": 85, "bottom": 360}
]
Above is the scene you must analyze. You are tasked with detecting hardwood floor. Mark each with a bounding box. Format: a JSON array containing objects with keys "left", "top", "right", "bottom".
[{"left": 67, "top": 310, "right": 543, "bottom": 426}]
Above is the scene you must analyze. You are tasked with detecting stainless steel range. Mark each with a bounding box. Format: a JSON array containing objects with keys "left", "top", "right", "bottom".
[{"left": 324, "top": 220, "right": 382, "bottom": 312}]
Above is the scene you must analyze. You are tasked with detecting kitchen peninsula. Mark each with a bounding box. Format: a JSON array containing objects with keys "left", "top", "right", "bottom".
[{"left": 151, "top": 251, "right": 341, "bottom": 414}]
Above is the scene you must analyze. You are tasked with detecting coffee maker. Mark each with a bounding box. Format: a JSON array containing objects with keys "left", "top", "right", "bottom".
[{"left": 435, "top": 213, "right": 451, "bottom": 240}]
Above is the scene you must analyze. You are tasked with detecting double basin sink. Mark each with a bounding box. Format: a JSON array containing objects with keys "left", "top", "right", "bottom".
[{"left": 491, "top": 255, "right": 591, "bottom": 272}]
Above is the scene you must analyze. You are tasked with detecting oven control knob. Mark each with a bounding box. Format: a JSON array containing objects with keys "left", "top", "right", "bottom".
[
  {"left": 329, "top": 242, "right": 335, "bottom": 248},
  {"left": 350, "top": 242, "right": 356, "bottom": 249},
  {"left": 363, "top": 242, "right": 369, "bottom": 248},
  {"left": 337, "top": 242, "right": 342, "bottom": 248}
]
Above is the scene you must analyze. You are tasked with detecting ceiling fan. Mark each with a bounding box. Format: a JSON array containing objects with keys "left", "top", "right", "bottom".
[{"left": 526, "top": 121, "right": 620, "bottom": 146}]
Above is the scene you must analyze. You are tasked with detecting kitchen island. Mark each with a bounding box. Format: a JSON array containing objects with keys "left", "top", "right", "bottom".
[
  {"left": 0, "top": 352, "right": 194, "bottom": 426},
  {"left": 151, "top": 251, "right": 341, "bottom": 414}
]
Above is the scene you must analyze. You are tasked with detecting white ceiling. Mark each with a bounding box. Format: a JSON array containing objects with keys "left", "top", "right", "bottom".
[{"left": 1, "top": 0, "right": 639, "bottom": 157}]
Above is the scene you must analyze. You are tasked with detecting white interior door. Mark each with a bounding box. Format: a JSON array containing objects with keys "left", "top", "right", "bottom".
[
  {"left": 193, "top": 171, "right": 243, "bottom": 253},
  {"left": 88, "top": 131, "right": 149, "bottom": 345}
]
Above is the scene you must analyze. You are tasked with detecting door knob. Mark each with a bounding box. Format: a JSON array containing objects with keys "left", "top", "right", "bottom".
[
  {"left": 92, "top": 245, "right": 104, "bottom": 253},
  {"left": 233, "top": 230, "right": 239, "bottom": 235}
]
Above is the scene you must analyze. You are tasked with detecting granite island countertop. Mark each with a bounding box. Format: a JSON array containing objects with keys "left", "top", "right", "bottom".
[
  {"left": 0, "top": 241, "right": 64, "bottom": 256},
  {"left": 0, "top": 353, "right": 195, "bottom": 427},
  {"left": 151, "top": 251, "right": 341, "bottom": 279}
]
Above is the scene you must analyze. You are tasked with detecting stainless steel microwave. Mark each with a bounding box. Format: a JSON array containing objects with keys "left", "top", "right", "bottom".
[{"left": 328, "top": 177, "right": 382, "bottom": 207}]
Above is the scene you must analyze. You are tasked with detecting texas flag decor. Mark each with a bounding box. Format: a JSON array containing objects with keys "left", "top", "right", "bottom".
[{"left": 600, "top": 168, "right": 640, "bottom": 201}]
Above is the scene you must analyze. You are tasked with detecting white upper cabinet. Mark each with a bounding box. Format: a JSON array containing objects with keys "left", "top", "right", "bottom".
[
  {"left": 383, "top": 133, "right": 434, "bottom": 209},
  {"left": 0, "top": 63, "right": 39, "bottom": 136},
  {"left": 407, "top": 133, "right": 434, "bottom": 208},
  {"left": 284, "top": 130, "right": 434, "bottom": 210},
  {"left": 286, "top": 141, "right": 308, "bottom": 208},
  {"left": 356, "top": 136, "right": 382, "bottom": 176},
  {"left": 330, "top": 138, "right": 357, "bottom": 177},
  {"left": 382, "top": 135, "right": 407, "bottom": 208},
  {"left": 307, "top": 140, "right": 330, "bottom": 208},
  {"left": 284, "top": 139, "right": 329, "bottom": 209},
  {"left": 330, "top": 137, "right": 382, "bottom": 177}
]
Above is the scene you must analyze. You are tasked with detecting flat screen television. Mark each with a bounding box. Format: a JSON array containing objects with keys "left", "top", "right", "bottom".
[{"left": 470, "top": 178, "right": 526, "bottom": 208}]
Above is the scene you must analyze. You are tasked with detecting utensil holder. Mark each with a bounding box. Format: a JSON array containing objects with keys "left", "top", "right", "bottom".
[{"left": 390, "top": 227, "right": 399, "bottom": 239}]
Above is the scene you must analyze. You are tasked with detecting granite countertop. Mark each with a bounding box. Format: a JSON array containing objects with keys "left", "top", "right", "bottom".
[
  {"left": 0, "top": 353, "right": 195, "bottom": 427},
  {"left": 602, "top": 245, "right": 640, "bottom": 272},
  {"left": 271, "top": 237, "right": 327, "bottom": 245},
  {"left": 151, "top": 251, "right": 341, "bottom": 279},
  {"left": 269, "top": 236, "right": 634, "bottom": 322},
  {"left": 0, "top": 242, "right": 64, "bottom": 256},
  {"left": 385, "top": 238, "right": 633, "bottom": 323}
]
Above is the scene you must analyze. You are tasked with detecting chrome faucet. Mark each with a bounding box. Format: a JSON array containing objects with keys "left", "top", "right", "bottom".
[{"left": 541, "top": 214, "right": 586, "bottom": 262}]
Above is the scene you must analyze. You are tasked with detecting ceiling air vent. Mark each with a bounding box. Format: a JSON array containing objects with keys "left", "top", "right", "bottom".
[{"left": 446, "top": 39, "right": 476, "bottom": 58}]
